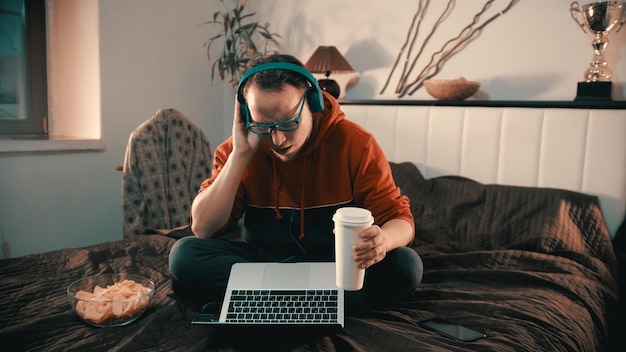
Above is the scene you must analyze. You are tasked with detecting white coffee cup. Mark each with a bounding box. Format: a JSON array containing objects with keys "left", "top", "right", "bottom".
[{"left": 333, "top": 207, "right": 374, "bottom": 291}]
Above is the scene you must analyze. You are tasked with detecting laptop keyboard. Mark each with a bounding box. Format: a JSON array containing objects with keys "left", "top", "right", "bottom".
[{"left": 226, "top": 289, "right": 340, "bottom": 324}]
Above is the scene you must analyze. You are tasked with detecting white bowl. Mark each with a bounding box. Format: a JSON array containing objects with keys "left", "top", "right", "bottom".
[{"left": 67, "top": 273, "right": 155, "bottom": 327}]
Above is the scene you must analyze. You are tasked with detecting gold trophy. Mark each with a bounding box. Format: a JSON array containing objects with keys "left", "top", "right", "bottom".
[{"left": 570, "top": 1, "right": 626, "bottom": 100}]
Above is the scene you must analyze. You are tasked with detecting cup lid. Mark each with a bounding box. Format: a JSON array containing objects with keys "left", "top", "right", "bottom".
[{"left": 333, "top": 207, "right": 373, "bottom": 224}]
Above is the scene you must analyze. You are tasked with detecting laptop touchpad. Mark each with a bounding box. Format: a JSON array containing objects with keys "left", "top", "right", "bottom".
[{"left": 262, "top": 263, "right": 310, "bottom": 289}]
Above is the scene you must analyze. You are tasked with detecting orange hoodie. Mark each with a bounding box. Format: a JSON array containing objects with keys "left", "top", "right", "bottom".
[{"left": 199, "top": 92, "right": 414, "bottom": 256}]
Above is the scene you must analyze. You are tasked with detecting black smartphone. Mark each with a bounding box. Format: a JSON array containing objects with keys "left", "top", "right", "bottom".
[{"left": 418, "top": 318, "right": 486, "bottom": 342}]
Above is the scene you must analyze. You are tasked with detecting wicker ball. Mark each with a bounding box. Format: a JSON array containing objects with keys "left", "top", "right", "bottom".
[{"left": 423, "top": 78, "right": 480, "bottom": 100}]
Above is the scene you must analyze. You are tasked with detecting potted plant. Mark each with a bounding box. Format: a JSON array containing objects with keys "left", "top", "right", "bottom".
[{"left": 199, "top": 0, "right": 281, "bottom": 86}]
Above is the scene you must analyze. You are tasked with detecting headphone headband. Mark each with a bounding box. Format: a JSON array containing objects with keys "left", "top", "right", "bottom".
[{"left": 237, "top": 62, "right": 324, "bottom": 113}]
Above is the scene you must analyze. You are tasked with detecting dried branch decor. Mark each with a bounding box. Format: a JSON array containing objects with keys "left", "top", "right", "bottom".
[{"left": 381, "top": 0, "right": 519, "bottom": 97}]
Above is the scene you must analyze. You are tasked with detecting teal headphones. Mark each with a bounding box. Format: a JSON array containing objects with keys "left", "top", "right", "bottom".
[{"left": 237, "top": 62, "right": 325, "bottom": 117}]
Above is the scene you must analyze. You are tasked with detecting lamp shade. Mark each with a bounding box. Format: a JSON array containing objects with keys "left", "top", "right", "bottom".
[
  {"left": 304, "top": 46, "right": 355, "bottom": 76},
  {"left": 305, "top": 46, "right": 354, "bottom": 99}
]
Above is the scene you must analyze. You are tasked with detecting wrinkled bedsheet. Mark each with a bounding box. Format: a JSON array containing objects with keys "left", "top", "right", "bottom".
[{"left": 0, "top": 162, "right": 619, "bottom": 351}]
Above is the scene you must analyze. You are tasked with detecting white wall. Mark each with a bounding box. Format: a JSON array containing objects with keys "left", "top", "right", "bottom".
[
  {"left": 0, "top": 0, "right": 624, "bottom": 257},
  {"left": 254, "top": 0, "right": 626, "bottom": 101},
  {"left": 0, "top": 0, "right": 227, "bottom": 257}
]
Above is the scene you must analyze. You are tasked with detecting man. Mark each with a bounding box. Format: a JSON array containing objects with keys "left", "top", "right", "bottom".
[{"left": 169, "top": 54, "right": 422, "bottom": 310}]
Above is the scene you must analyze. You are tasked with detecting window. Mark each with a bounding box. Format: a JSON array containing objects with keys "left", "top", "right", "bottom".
[{"left": 0, "top": 0, "right": 47, "bottom": 137}]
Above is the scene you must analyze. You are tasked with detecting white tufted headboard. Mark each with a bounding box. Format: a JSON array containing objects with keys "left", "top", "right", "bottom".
[{"left": 342, "top": 103, "right": 626, "bottom": 237}]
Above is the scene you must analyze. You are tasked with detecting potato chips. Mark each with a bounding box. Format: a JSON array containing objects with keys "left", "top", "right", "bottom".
[{"left": 74, "top": 279, "right": 151, "bottom": 325}]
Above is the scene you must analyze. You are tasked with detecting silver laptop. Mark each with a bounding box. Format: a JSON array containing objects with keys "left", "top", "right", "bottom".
[{"left": 188, "top": 262, "right": 344, "bottom": 328}]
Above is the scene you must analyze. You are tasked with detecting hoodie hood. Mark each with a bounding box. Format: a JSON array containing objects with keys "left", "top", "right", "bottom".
[{"left": 306, "top": 91, "right": 345, "bottom": 152}]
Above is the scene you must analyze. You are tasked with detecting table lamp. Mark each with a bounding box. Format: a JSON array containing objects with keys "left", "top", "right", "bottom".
[{"left": 304, "top": 46, "right": 355, "bottom": 98}]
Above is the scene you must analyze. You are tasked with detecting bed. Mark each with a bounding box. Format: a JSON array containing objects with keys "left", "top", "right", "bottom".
[{"left": 1, "top": 103, "right": 624, "bottom": 351}]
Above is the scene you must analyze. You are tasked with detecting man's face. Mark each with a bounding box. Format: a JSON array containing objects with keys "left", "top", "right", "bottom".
[{"left": 245, "top": 84, "right": 313, "bottom": 162}]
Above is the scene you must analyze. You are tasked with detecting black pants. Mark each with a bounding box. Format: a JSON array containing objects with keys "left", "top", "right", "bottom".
[{"left": 168, "top": 236, "right": 423, "bottom": 311}]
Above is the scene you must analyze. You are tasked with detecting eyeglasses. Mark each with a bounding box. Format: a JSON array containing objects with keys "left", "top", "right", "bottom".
[{"left": 246, "top": 94, "right": 306, "bottom": 135}]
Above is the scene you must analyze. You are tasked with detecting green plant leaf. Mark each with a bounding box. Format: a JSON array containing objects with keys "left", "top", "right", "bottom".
[{"left": 200, "top": 0, "right": 281, "bottom": 85}]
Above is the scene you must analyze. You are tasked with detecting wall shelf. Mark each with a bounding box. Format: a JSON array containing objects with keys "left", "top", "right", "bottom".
[{"left": 340, "top": 99, "right": 626, "bottom": 109}]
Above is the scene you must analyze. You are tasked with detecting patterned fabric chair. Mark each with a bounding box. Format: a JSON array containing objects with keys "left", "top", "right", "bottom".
[{"left": 121, "top": 108, "right": 212, "bottom": 238}]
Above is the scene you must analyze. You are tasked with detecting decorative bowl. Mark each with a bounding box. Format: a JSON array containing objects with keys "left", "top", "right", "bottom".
[
  {"left": 67, "top": 273, "right": 155, "bottom": 327},
  {"left": 423, "top": 77, "right": 480, "bottom": 100}
]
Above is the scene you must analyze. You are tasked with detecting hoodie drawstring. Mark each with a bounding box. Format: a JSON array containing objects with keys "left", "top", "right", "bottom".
[
  {"left": 271, "top": 154, "right": 308, "bottom": 240},
  {"left": 299, "top": 182, "right": 306, "bottom": 240},
  {"left": 298, "top": 152, "right": 314, "bottom": 240},
  {"left": 272, "top": 158, "right": 282, "bottom": 220},
  {"left": 271, "top": 117, "right": 319, "bottom": 241}
]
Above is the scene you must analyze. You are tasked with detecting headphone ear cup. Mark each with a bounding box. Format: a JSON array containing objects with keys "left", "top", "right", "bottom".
[
  {"left": 306, "top": 87, "right": 324, "bottom": 113},
  {"left": 236, "top": 84, "right": 245, "bottom": 105},
  {"left": 240, "top": 102, "right": 250, "bottom": 123}
]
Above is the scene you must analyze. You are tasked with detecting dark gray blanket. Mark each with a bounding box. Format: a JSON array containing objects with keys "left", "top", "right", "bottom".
[{"left": 0, "top": 162, "right": 619, "bottom": 351}]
